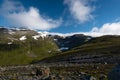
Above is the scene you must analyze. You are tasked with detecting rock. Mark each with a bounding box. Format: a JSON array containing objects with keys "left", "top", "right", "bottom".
[{"left": 108, "top": 64, "right": 120, "bottom": 80}]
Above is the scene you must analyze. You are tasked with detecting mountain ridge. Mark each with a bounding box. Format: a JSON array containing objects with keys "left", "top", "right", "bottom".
[{"left": 0, "top": 27, "right": 92, "bottom": 65}]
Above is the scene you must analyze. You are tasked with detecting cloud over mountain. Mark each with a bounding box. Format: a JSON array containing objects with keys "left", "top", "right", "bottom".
[
  {"left": 90, "top": 22, "right": 120, "bottom": 36},
  {"left": 47, "top": 21, "right": 120, "bottom": 37}
]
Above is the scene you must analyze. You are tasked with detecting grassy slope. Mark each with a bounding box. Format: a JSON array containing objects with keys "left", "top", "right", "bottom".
[
  {"left": 39, "top": 35, "right": 120, "bottom": 62},
  {"left": 36, "top": 35, "right": 120, "bottom": 78},
  {"left": 0, "top": 30, "right": 59, "bottom": 66}
]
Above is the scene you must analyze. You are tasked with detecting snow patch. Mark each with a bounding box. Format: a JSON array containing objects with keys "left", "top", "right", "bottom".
[
  {"left": 38, "top": 32, "right": 47, "bottom": 38},
  {"left": 59, "top": 47, "right": 69, "bottom": 51},
  {"left": 9, "top": 31, "right": 15, "bottom": 34},
  {"left": 8, "top": 29, "right": 16, "bottom": 34},
  {"left": 8, "top": 42, "right": 12, "bottom": 45},
  {"left": 32, "top": 35, "right": 41, "bottom": 40},
  {"left": 87, "top": 37, "right": 92, "bottom": 40},
  {"left": 32, "top": 32, "right": 48, "bottom": 40},
  {"left": 19, "top": 36, "right": 27, "bottom": 41},
  {"left": 85, "top": 37, "right": 92, "bottom": 42},
  {"left": 54, "top": 39, "right": 58, "bottom": 41}
]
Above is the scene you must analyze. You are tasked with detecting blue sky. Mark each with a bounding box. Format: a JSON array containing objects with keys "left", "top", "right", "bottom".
[{"left": 0, "top": 0, "right": 120, "bottom": 36}]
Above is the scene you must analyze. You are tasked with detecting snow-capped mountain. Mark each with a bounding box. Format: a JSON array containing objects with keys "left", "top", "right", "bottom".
[{"left": 0, "top": 27, "right": 92, "bottom": 51}]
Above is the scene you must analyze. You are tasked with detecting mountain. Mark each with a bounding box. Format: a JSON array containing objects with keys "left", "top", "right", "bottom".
[
  {"left": 0, "top": 27, "right": 120, "bottom": 66},
  {"left": 0, "top": 27, "right": 59, "bottom": 65},
  {"left": 0, "top": 27, "right": 91, "bottom": 65},
  {"left": 38, "top": 35, "right": 120, "bottom": 65},
  {"left": 50, "top": 34, "right": 92, "bottom": 51}
]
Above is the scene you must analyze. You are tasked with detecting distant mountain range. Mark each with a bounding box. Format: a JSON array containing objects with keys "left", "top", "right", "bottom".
[{"left": 0, "top": 27, "right": 120, "bottom": 65}]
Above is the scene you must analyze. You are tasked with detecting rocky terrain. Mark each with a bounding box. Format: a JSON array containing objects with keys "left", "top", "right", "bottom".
[{"left": 0, "top": 64, "right": 116, "bottom": 80}]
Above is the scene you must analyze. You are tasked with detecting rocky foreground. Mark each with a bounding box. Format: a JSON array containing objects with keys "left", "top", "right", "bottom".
[{"left": 0, "top": 63, "right": 119, "bottom": 80}]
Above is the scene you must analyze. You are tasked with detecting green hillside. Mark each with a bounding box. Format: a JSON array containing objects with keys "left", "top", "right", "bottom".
[
  {"left": 40, "top": 35, "right": 120, "bottom": 63},
  {"left": 0, "top": 29, "right": 59, "bottom": 65}
]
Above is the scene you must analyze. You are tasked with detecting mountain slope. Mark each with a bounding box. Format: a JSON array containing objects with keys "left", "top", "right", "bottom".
[
  {"left": 51, "top": 34, "right": 91, "bottom": 51},
  {"left": 0, "top": 28, "right": 59, "bottom": 65},
  {"left": 38, "top": 35, "right": 120, "bottom": 64}
]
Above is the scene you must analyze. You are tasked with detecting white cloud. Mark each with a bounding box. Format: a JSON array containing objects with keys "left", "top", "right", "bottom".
[
  {"left": 0, "top": 0, "right": 61, "bottom": 30},
  {"left": 91, "top": 22, "right": 120, "bottom": 35},
  {"left": 64, "top": 0, "right": 94, "bottom": 23},
  {"left": 46, "top": 22, "right": 120, "bottom": 37},
  {"left": 41, "top": 31, "right": 102, "bottom": 37},
  {"left": 79, "top": 22, "right": 120, "bottom": 37}
]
